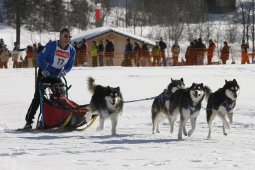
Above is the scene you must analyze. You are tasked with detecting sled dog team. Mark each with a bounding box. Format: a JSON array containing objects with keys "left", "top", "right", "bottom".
[{"left": 87, "top": 76, "right": 239, "bottom": 139}]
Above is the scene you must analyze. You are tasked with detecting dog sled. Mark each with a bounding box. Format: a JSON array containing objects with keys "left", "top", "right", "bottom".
[{"left": 20, "top": 77, "right": 97, "bottom": 132}]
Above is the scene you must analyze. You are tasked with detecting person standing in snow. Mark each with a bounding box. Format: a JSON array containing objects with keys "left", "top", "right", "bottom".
[
  {"left": 26, "top": 45, "right": 34, "bottom": 68},
  {"left": 0, "top": 45, "right": 10, "bottom": 68},
  {"left": 152, "top": 42, "right": 161, "bottom": 66},
  {"left": 141, "top": 42, "right": 151, "bottom": 66},
  {"left": 185, "top": 41, "right": 193, "bottom": 65},
  {"left": 220, "top": 41, "right": 230, "bottom": 64},
  {"left": 195, "top": 37, "right": 206, "bottom": 65},
  {"left": 241, "top": 40, "right": 250, "bottom": 64},
  {"left": 78, "top": 39, "right": 88, "bottom": 66},
  {"left": 171, "top": 40, "right": 180, "bottom": 66},
  {"left": 207, "top": 39, "right": 216, "bottom": 65},
  {"left": 90, "top": 41, "right": 98, "bottom": 67},
  {"left": 159, "top": 37, "right": 167, "bottom": 66},
  {"left": 23, "top": 28, "right": 76, "bottom": 129},
  {"left": 133, "top": 42, "right": 141, "bottom": 66},
  {"left": 12, "top": 42, "right": 20, "bottom": 68},
  {"left": 105, "top": 39, "right": 114, "bottom": 66},
  {"left": 122, "top": 38, "right": 133, "bottom": 66},
  {"left": 97, "top": 40, "right": 104, "bottom": 66}
]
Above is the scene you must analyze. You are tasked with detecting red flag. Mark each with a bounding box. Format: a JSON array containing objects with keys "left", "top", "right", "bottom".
[{"left": 96, "top": 3, "right": 101, "bottom": 22}]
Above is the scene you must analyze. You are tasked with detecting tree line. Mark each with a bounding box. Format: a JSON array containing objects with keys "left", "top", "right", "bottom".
[
  {"left": 1, "top": 0, "right": 254, "bottom": 49},
  {"left": 2, "top": 0, "right": 91, "bottom": 31},
  {"left": 1, "top": 0, "right": 207, "bottom": 32}
]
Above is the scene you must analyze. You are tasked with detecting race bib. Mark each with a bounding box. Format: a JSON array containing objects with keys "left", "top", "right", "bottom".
[{"left": 52, "top": 46, "right": 70, "bottom": 69}]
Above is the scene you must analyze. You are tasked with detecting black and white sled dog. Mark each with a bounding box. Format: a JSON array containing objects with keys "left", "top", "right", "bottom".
[
  {"left": 169, "top": 83, "right": 211, "bottom": 139},
  {"left": 87, "top": 77, "right": 123, "bottom": 135},
  {"left": 206, "top": 79, "right": 239, "bottom": 138},
  {"left": 151, "top": 78, "right": 185, "bottom": 134}
]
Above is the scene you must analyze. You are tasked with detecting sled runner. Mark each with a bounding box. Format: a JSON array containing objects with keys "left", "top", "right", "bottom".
[{"left": 25, "top": 77, "right": 97, "bottom": 132}]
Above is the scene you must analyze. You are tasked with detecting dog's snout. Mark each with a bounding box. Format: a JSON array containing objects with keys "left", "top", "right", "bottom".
[
  {"left": 112, "top": 98, "right": 116, "bottom": 105},
  {"left": 194, "top": 91, "right": 198, "bottom": 96}
]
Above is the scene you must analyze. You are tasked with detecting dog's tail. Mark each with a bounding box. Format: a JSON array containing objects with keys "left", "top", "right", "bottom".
[
  {"left": 204, "top": 85, "right": 212, "bottom": 102},
  {"left": 87, "top": 77, "right": 96, "bottom": 93}
]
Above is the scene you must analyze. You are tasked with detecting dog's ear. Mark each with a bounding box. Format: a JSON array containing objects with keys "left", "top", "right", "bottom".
[
  {"left": 116, "top": 87, "right": 120, "bottom": 92},
  {"left": 192, "top": 83, "right": 195, "bottom": 87},
  {"left": 171, "top": 78, "right": 173, "bottom": 82},
  {"left": 180, "top": 78, "right": 183, "bottom": 82},
  {"left": 225, "top": 79, "right": 228, "bottom": 83},
  {"left": 233, "top": 79, "right": 237, "bottom": 83}
]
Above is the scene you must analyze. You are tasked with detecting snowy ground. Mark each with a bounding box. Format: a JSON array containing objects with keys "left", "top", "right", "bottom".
[{"left": 0, "top": 65, "right": 255, "bottom": 170}]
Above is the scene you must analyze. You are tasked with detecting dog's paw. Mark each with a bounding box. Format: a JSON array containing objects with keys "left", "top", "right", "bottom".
[
  {"left": 188, "top": 131, "right": 193, "bottom": 137},
  {"left": 223, "top": 132, "right": 228, "bottom": 136}
]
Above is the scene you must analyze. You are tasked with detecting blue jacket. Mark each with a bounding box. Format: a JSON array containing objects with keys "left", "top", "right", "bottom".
[{"left": 37, "top": 40, "right": 76, "bottom": 78}]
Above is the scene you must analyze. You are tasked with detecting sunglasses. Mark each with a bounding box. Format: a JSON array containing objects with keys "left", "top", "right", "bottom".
[{"left": 63, "top": 35, "right": 72, "bottom": 39}]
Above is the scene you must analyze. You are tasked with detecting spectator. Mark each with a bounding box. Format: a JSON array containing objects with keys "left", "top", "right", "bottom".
[
  {"left": 105, "top": 39, "right": 114, "bottom": 66},
  {"left": 220, "top": 41, "right": 230, "bottom": 64},
  {"left": 207, "top": 39, "right": 216, "bottom": 65},
  {"left": 185, "top": 41, "right": 194, "bottom": 65},
  {"left": 195, "top": 37, "right": 206, "bottom": 65},
  {"left": 0, "top": 38, "right": 4, "bottom": 54},
  {"left": 152, "top": 42, "right": 161, "bottom": 66},
  {"left": 171, "top": 40, "right": 180, "bottom": 66},
  {"left": 12, "top": 42, "right": 20, "bottom": 68},
  {"left": 78, "top": 39, "right": 88, "bottom": 66},
  {"left": 141, "top": 42, "right": 150, "bottom": 66},
  {"left": 32, "top": 43, "right": 38, "bottom": 67},
  {"left": 0, "top": 45, "right": 10, "bottom": 68},
  {"left": 133, "top": 42, "right": 141, "bottom": 66},
  {"left": 122, "top": 38, "right": 133, "bottom": 67},
  {"left": 241, "top": 40, "right": 250, "bottom": 64},
  {"left": 98, "top": 40, "right": 104, "bottom": 66},
  {"left": 26, "top": 45, "right": 34, "bottom": 68},
  {"left": 90, "top": 41, "right": 98, "bottom": 67},
  {"left": 37, "top": 43, "right": 44, "bottom": 53},
  {"left": 72, "top": 41, "right": 79, "bottom": 66},
  {"left": 159, "top": 37, "right": 167, "bottom": 66}
]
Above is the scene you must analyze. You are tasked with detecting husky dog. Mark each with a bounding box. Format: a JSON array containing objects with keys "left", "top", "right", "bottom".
[
  {"left": 206, "top": 79, "right": 239, "bottom": 138},
  {"left": 169, "top": 83, "right": 211, "bottom": 139},
  {"left": 87, "top": 77, "right": 123, "bottom": 135},
  {"left": 151, "top": 78, "right": 185, "bottom": 134}
]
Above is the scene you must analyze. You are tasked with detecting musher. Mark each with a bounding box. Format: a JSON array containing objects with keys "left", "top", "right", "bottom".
[{"left": 23, "top": 28, "right": 76, "bottom": 129}]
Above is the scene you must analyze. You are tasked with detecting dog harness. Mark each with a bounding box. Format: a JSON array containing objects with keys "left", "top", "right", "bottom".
[{"left": 188, "top": 105, "right": 198, "bottom": 114}]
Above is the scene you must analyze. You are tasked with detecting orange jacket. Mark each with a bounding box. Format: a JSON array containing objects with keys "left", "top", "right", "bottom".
[{"left": 207, "top": 42, "right": 216, "bottom": 56}]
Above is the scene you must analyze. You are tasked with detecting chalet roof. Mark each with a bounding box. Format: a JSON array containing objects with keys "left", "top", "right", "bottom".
[{"left": 71, "top": 27, "right": 155, "bottom": 46}]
